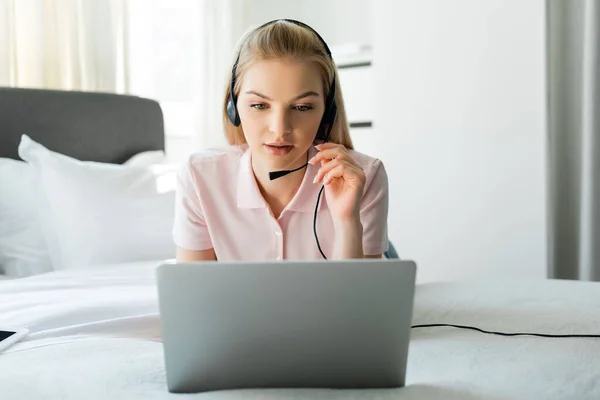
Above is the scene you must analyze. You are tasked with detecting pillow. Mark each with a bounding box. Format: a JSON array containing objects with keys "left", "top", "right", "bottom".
[
  {"left": 124, "top": 150, "right": 166, "bottom": 167},
  {"left": 0, "top": 158, "right": 53, "bottom": 277},
  {"left": 2, "top": 137, "right": 175, "bottom": 273}
]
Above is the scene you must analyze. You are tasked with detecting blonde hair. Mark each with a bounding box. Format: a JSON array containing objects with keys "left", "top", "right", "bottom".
[{"left": 222, "top": 20, "right": 353, "bottom": 149}]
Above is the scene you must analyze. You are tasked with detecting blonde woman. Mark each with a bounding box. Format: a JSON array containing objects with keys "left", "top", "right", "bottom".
[{"left": 173, "top": 19, "right": 389, "bottom": 262}]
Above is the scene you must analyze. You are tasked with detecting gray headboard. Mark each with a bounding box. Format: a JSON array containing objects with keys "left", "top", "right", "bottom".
[{"left": 0, "top": 87, "right": 165, "bottom": 164}]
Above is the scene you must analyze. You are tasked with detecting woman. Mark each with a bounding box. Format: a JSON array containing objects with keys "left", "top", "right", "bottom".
[{"left": 173, "top": 19, "right": 389, "bottom": 262}]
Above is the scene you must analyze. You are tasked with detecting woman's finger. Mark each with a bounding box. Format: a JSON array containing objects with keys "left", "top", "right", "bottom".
[
  {"left": 314, "top": 159, "right": 361, "bottom": 184},
  {"left": 314, "top": 142, "right": 341, "bottom": 151},
  {"left": 323, "top": 162, "right": 364, "bottom": 185},
  {"left": 323, "top": 164, "right": 345, "bottom": 185},
  {"left": 309, "top": 147, "right": 354, "bottom": 167},
  {"left": 314, "top": 158, "right": 342, "bottom": 183}
]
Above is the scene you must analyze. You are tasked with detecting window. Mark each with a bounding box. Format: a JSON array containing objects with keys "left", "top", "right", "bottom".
[{"left": 126, "top": 0, "right": 201, "bottom": 138}]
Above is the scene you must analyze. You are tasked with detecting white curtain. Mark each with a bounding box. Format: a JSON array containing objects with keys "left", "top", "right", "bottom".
[
  {"left": 0, "top": 0, "right": 246, "bottom": 154},
  {"left": 548, "top": 0, "right": 600, "bottom": 281},
  {"left": 0, "top": 0, "right": 128, "bottom": 92},
  {"left": 192, "top": 0, "right": 247, "bottom": 150}
]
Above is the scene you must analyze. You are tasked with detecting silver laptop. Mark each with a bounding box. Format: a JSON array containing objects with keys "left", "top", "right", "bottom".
[{"left": 156, "top": 259, "right": 416, "bottom": 393}]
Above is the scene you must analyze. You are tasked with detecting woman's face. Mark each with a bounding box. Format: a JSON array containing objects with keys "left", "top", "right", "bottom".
[{"left": 237, "top": 58, "right": 325, "bottom": 172}]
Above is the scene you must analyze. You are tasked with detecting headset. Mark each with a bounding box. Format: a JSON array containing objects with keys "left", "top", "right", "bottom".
[{"left": 226, "top": 19, "right": 338, "bottom": 259}]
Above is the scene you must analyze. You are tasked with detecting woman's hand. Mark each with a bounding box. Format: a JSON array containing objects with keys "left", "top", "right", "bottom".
[{"left": 309, "top": 143, "right": 366, "bottom": 224}]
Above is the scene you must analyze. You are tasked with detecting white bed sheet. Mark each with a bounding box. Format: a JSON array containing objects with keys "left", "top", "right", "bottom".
[{"left": 1, "top": 261, "right": 600, "bottom": 400}]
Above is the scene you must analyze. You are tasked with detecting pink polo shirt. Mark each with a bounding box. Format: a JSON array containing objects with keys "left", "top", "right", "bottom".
[{"left": 172, "top": 144, "right": 389, "bottom": 260}]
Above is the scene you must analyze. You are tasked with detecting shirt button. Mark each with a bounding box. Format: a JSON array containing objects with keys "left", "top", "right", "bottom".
[
  {"left": 276, "top": 256, "right": 281, "bottom": 260},
  {"left": 275, "top": 230, "right": 282, "bottom": 236}
]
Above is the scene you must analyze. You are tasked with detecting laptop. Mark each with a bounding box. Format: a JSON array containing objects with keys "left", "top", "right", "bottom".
[{"left": 156, "top": 258, "right": 416, "bottom": 393}]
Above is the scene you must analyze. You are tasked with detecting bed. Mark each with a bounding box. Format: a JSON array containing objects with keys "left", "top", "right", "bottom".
[{"left": 1, "top": 87, "right": 600, "bottom": 399}]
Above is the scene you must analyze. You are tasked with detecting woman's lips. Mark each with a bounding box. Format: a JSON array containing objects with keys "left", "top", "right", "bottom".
[{"left": 264, "top": 143, "right": 294, "bottom": 156}]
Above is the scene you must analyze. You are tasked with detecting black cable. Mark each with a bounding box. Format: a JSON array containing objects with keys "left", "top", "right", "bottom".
[
  {"left": 312, "top": 121, "right": 335, "bottom": 260},
  {"left": 411, "top": 323, "right": 600, "bottom": 338},
  {"left": 314, "top": 185, "right": 326, "bottom": 259}
]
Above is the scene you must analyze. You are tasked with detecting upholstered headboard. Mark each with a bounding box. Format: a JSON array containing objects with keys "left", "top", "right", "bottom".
[{"left": 0, "top": 87, "right": 164, "bottom": 163}]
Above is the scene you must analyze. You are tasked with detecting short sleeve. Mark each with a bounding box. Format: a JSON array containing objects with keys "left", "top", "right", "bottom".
[
  {"left": 360, "top": 159, "right": 389, "bottom": 255},
  {"left": 172, "top": 158, "right": 214, "bottom": 251}
]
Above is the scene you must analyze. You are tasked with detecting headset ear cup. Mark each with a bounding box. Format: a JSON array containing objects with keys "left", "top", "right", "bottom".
[{"left": 227, "top": 98, "right": 241, "bottom": 126}]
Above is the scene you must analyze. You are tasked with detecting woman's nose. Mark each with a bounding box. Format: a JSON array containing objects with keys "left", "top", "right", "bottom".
[{"left": 268, "top": 108, "right": 292, "bottom": 136}]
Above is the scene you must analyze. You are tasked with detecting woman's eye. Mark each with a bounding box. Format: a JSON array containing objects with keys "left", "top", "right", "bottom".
[
  {"left": 250, "top": 104, "right": 267, "bottom": 110},
  {"left": 293, "top": 105, "right": 313, "bottom": 112}
]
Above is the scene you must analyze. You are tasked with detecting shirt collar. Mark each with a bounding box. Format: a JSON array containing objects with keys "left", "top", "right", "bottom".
[
  {"left": 237, "top": 147, "right": 267, "bottom": 209},
  {"left": 236, "top": 146, "right": 324, "bottom": 213},
  {"left": 285, "top": 146, "right": 325, "bottom": 213}
]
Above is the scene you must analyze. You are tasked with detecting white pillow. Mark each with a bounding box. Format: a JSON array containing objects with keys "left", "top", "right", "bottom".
[
  {"left": 13, "top": 136, "right": 176, "bottom": 271},
  {"left": 0, "top": 158, "right": 53, "bottom": 277},
  {"left": 124, "top": 150, "right": 166, "bottom": 166},
  {"left": 0, "top": 147, "right": 169, "bottom": 277}
]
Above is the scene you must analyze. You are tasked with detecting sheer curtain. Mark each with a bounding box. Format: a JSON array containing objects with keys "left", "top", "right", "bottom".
[
  {"left": 0, "top": 0, "right": 128, "bottom": 92},
  {"left": 547, "top": 0, "right": 600, "bottom": 281},
  {"left": 193, "top": 0, "right": 247, "bottom": 150},
  {"left": 0, "top": 0, "right": 247, "bottom": 157}
]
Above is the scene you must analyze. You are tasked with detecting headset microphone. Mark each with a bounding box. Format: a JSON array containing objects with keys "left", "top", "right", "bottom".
[{"left": 268, "top": 162, "right": 309, "bottom": 181}]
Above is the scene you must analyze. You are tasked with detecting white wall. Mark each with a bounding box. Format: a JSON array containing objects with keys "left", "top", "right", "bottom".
[{"left": 371, "top": 0, "right": 548, "bottom": 282}]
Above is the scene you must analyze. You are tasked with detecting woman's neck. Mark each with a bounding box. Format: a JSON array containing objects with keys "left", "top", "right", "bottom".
[{"left": 252, "top": 153, "right": 308, "bottom": 219}]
